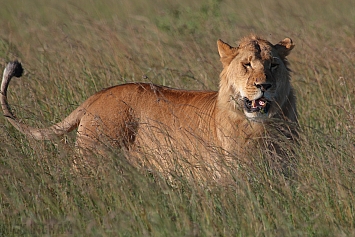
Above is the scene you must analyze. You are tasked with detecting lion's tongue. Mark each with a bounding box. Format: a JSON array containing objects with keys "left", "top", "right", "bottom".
[{"left": 252, "top": 99, "right": 266, "bottom": 108}]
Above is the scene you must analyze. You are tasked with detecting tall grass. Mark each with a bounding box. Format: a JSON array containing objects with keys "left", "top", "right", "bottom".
[{"left": 0, "top": 0, "right": 355, "bottom": 236}]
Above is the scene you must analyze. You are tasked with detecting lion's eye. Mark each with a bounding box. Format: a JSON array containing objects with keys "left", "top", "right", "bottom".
[
  {"left": 271, "top": 57, "right": 280, "bottom": 71},
  {"left": 243, "top": 62, "right": 251, "bottom": 68},
  {"left": 270, "top": 63, "right": 279, "bottom": 70}
]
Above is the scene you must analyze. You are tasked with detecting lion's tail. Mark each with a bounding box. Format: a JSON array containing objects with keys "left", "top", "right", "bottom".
[{"left": 1, "top": 61, "right": 83, "bottom": 140}]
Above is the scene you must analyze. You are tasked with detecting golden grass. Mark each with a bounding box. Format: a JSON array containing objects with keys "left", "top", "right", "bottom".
[{"left": 1, "top": 0, "right": 355, "bottom": 235}]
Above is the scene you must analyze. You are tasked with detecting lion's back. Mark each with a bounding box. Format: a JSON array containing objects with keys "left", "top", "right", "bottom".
[{"left": 79, "top": 82, "right": 218, "bottom": 150}]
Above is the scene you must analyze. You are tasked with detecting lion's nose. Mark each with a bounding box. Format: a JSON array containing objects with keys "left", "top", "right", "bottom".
[{"left": 255, "top": 83, "right": 272, "bottom": 92}]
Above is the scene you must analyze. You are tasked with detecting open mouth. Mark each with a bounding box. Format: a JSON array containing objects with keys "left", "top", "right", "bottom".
[{"left": 243, "top": 97, "right": 271, "bottom": 114}]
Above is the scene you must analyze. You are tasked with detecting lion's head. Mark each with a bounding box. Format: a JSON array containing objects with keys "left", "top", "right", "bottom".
[{"left": 217, "top": 35, "right": 295, "bottom": 121}]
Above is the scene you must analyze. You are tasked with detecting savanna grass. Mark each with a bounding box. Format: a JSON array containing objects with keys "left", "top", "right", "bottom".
[{"left": 1, "top": 0, "right": 355, "bottom": 236}]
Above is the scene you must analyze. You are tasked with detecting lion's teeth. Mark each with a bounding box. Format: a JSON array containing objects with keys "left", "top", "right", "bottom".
[{"left": 252, "top": 100, "right": 256, "bottom": 108}]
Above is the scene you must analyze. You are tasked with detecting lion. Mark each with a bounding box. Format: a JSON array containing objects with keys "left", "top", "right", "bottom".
[{"left": 1, "top": 35, "right": 297, "bottom": 180}]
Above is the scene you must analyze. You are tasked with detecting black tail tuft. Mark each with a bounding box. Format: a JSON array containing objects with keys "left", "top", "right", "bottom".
[
  {"left": 10, "top": 60, "right": 24, "bottom": 78},
  {"left": 5, "top": 60, "right": 24, "bottom": 79}
]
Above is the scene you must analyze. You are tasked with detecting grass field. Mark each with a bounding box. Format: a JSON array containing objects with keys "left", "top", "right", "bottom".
[{"left": 1, "top": 0, "right": 355, "bottom": 236}]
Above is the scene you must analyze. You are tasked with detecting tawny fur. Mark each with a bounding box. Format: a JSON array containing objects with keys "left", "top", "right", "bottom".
[{"left": 1, "top": 35, "right": 297, "bottom": 179}]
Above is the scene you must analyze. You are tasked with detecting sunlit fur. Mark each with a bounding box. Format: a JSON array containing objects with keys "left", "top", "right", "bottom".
[{"left": 1, "top": 35, "right": 297, "bottom": 179}]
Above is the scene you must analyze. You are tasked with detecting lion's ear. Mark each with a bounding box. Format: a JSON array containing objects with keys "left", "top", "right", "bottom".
[
  {"left": 275, "top": 38, "right": 295, "bottom": 58},
  {"left": 217, "top": 39, "right": 238, "bottom": 67}
]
